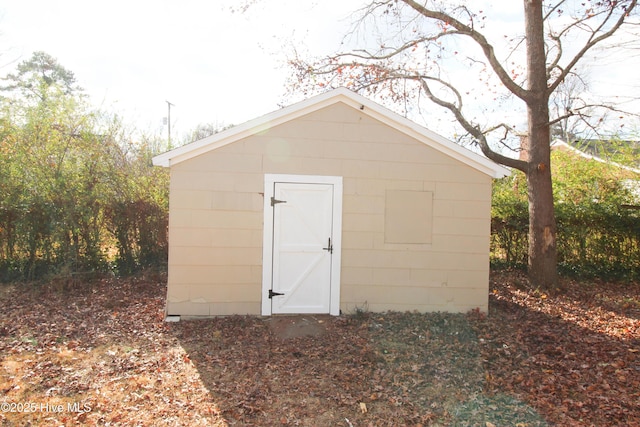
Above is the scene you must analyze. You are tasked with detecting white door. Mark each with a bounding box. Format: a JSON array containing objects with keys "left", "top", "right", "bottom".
[{"left": 262, "top": 175, "right": 342, "bottom": 315}]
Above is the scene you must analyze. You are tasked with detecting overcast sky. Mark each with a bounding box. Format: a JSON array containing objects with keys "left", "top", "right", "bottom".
[
  {"left": 0, "top": 0, "right": 363, "bottom": 140},
  {"left": 1, "top": 1, "right": 638, "bottom": 144}
]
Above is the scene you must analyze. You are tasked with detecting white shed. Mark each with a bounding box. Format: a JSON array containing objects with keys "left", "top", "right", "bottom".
[{"left": 153, "top": 88, "right": 509, "bottom": 317}]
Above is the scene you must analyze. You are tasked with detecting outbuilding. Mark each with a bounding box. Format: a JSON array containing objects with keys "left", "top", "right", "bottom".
[{"left": 153, "top": 88, "right": 510, "bottom": 317}]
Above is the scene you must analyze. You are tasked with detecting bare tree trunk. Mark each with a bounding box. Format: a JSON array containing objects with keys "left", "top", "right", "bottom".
[
  {"left": 526, "top": 142, "right": 558, "bottom": 289},
  {"left": 524, "top": 0, "right": 558, "bottom": 289}
]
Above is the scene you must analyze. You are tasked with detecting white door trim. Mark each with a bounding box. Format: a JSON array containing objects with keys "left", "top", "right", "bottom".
[{"left": 262, "top": 174, "right": 342, "bottom": 316}]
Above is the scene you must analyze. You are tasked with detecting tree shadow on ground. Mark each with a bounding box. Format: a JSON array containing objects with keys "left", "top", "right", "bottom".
[
  {"left": 171, "top": 310, "right": 547, "bottom": 426},
  {"left": 171, "top": 315, "right": 379, "bottom": 426}
]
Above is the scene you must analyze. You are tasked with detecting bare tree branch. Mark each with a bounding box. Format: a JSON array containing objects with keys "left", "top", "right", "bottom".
[
  {"left": 547, "top": 0, "right": 638, "bottom": 94},
  {"left": 337, "top": 33, "right": 447, "bottom": 62},
  {"left": 401, "top": 0, "right": 529, "bottom": 101},
  {"left": 414, "top": 74, "right": 528, "bottom": 171}
]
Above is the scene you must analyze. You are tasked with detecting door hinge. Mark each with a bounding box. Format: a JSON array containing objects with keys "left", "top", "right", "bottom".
[
  {"left": 268, "top": 289, "right": 284, "bottom": 299},
  {"left": 270, "top": 196, "right": 286, "bottom": 207},
  {"left": 323, "top": 237, "right": 333, "bottom": 254}
]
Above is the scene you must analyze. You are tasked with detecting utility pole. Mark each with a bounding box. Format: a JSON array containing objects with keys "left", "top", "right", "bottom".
[{"left": 166, "top": 100, "right": 174, "bottom": 149}]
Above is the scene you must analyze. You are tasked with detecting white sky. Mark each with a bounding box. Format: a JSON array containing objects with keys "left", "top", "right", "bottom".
[
  {"left": 0, "top": 0, "right": 363, "bottom": 140},
  {"left": 1, "top": 1, "right": 638, "bottom": 144}
]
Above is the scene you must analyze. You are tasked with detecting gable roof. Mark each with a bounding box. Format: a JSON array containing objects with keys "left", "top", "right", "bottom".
[
  {"left": 566, "top": 138, "right": 640, "bottom": 162},
  {"left": 552, "top": 139, "right": 640, "bottom": 174},
  {"left": 152, "top": 87, "right": 510, "bottom": 178}
]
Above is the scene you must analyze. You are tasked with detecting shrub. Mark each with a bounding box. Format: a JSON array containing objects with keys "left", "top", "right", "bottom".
[{"left": 491, "top": 148, "right": 640, "bottom": 280}]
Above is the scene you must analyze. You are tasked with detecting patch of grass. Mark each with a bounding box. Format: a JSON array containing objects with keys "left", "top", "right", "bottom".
[
  {"left": 20, "top": 336, "right": 38, "bottom": 346},
  {"left": 452, "top": 393, "right": 548, "bottom": 427}
]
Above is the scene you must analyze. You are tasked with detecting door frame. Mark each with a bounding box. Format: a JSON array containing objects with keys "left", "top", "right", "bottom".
[{"left": 261, "top": 174, "right": 343, "bottom": 316}]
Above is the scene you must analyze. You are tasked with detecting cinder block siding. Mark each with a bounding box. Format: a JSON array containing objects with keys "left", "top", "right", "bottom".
[{"left": 166, "top": 102, "right": 492, "bottom": 316}]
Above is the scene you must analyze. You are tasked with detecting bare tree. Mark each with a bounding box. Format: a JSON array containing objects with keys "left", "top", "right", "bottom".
[
  {"left": 186, "top": 122, "right": 234, "bottom": 143},
  {"left": 288, "top": 0, "right": 639, "bottom": 289},
  {"left": 550, "top": 72, "right": 591, "bottom": 142}
]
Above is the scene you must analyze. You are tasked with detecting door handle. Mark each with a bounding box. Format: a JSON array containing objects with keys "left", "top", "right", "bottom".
[{"left": 323, "top": 237, "right": 333, "bottom": 254}]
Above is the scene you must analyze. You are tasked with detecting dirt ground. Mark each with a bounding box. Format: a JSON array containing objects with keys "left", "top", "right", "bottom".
[
  {"left": 265, "top": 315, "right": 331, "bottom": 339},
  {"left": 0, "top": 270, "right": 638, "bottom": 426}
]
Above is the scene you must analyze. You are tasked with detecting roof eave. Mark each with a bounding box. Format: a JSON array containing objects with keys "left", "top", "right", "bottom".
[
  {"left": 152, "top": 87, "right": 511, "bottom": 178},
  {"left": 152, "top": 89, "right": 353, "bottom": 168}
]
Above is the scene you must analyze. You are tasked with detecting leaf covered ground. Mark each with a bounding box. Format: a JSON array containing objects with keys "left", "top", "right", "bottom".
[{"left": 0, "top": 270, "right": 638, "bottom": 426}]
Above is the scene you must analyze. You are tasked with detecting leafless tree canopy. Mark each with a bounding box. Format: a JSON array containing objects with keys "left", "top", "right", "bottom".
[
  {"left": 288, "top": 0, "right": 638, "bottom": 288},
  {"left": 288, "top": 0, "right": 639, "bottom": 172}
]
